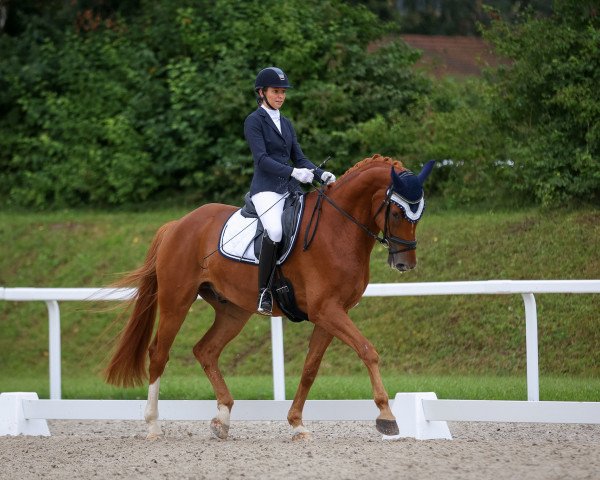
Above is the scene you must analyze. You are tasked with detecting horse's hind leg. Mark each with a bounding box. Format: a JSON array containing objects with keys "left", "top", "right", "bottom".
[
  {"left": 287, "top": 325, "right": 333, "bottom": 441},
  {"left": 145, "top": 336, "right": 162, "bottom": 439},
  {"left": 144, "top": 285, "right": 197, "bottom": 440},
  {"left": 192, "top": 301, "right": 251, "bottom": 440}
]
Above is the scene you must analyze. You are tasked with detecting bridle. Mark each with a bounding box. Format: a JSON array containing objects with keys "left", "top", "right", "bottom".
[
  {"left": 303, "top": 184, "right": 418, "bottom": 254},
  {"left": 374, "top": 187, "right": 419, "bottom": 254}
]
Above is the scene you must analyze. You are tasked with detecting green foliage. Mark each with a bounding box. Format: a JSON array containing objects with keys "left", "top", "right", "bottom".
[
  {"left": 483, "top": 0, "right": 600, "bottom": 205},
  {"left": 0, "top": 0, "right": 428, "bottom": 207},
  {"left": 339, "top": 77, "right": 516, "bottom": 206},
  {"left": 392, "top": 0, "right": 554, "bottom": 36},
  {"left": 295, "top": 38, "right": 429, "bottom": 173},
  {"left": 1, "top": 0, "right": 599, "bottom": 208},
  {"left": 0, "top": 27, "right": 161, "bottom": 206}
]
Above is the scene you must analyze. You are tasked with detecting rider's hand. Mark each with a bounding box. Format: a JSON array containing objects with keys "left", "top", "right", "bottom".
[
  {"left": 291, "top": 168, "right": 314, "bottom": 184},
  {"left": 321, "top": 171, "right": 336, "bottom": 185}
]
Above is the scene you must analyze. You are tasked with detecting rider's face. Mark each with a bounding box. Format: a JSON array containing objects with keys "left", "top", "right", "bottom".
[{"left": 261, "top": 87, "right": 286, "bottom": 110}]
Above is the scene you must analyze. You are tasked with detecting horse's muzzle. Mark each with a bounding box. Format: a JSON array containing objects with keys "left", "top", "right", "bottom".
[{"left": 388, "top": 252, "right": 416, "bottom": 272}]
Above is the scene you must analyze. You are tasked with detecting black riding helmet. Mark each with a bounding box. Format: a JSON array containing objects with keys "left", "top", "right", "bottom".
[{"left": 254, "top": 67, "right": 292, "bottom": 107}]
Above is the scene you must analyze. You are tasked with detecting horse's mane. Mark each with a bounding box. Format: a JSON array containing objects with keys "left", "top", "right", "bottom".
[{"left": 336, "top": 154, "right": 406, "bottom": 183}]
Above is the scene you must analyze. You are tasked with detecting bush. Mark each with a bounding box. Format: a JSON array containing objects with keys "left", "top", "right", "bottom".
[
  {"left": 0, "top": 0, "right": 429, "bottom": 207},
  {"left": 342, "top": 78, "right": 513, "bottom": 206},
  {"left": 483, "top": 0, "right": 600, "bottom": 205},
  {"left": 0, "top": 26, "right": 161, "bottom": 206},
  {"left": 4, "top": 0, "right": 595, "bottom": 209}
]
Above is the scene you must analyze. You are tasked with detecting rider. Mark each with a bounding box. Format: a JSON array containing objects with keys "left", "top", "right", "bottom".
[{"left": 244, "top": 66, "right": 336, "bottom": 316}]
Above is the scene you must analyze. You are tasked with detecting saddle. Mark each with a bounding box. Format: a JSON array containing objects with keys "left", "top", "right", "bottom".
[
  {"left": 218, "top": 192, "right": 308, "bottom": 323},
  {"left": 219, "top": 191, "right": 305, "bottom": 265}
]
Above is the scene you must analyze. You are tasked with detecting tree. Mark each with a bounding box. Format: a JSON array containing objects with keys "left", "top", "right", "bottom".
[
  {"left": 394, "top": 0, "right": 553, "bottom": 36},
  {"left": 483, "top": 0, "right": 600, "bottom": 205},
  {"left": 0, "top": 0, "right": 430, "bottom": 207}
]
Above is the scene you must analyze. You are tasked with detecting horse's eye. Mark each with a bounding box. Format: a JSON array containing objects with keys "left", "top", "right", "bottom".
[{"left": 392, "top": 211, "right": 401, "bottom": 220}]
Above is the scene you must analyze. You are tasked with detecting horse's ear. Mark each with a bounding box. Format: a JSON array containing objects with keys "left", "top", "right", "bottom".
[
  {"left": 390, "top": 167, "right": 403, "bottom": 192},
  {"left": 417, "top": 160, "right": 436, "bottom": 184}
]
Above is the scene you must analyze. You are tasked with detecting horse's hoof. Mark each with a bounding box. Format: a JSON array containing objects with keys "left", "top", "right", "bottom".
[
  {"left": 376, "top": 418, "right": 399, "bottom": 436},
  {"left": 210, "top": 417, "right": 230, "bottom": 439},
  {"left": 292, "top": 431, "right": 313, "bottom": 442},
  {"left": 146, "top": 422, "right": 163, "bottom": 440}
]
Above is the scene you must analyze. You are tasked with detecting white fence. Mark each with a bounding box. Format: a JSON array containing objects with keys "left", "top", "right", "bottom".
[
  {"left": 2, "top": 281, "right": 600, "bottom": 437},
  {"left": 2, "top": 280, "right": 600, "bottom": 401},
  {"left": 2, "top": 391, "right": 600, "bottom": 438}
]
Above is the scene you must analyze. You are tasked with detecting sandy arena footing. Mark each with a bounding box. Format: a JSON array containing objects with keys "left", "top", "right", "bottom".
[{"left": 1, "top": 420, "right": 599, "bottom": 479}]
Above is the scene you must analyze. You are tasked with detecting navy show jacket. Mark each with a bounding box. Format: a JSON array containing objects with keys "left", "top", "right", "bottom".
[{"left": 244, "top": 107, "right": 323, "bottom": 195}]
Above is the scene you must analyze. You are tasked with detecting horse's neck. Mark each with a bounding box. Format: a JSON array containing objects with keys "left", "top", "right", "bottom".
[
  {"left": 330, "top": 166, "right": 386, "bottom": 225},
  {"left": 323, "top": 166, "right": 386, "bottom": 251}
]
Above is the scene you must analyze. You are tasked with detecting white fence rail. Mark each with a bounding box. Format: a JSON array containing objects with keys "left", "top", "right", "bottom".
[
  {"left": 2, "top": 280, "right": 600, "bottom": 401},
  {"left": 1, "top": 393, "right": 599, "bottom": 438},
  {"left": 16, "top": 398, "right": 600, "bottom": 423},
  {"left": 2, "top": 281, "right": 600, "bottom": 437}
]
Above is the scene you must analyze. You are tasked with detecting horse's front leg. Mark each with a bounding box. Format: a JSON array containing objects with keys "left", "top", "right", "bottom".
[
  {"left": 312, "top": 306, "right": 399, "bottom": 436},
  {"left": 192, "top": 302, "right": 251, "bottom": 440},
  {"left": 287, "top": 324, "right": 333, "bottom": 441}
]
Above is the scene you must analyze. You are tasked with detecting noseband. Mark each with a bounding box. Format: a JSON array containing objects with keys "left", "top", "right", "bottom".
[{"left": 303, "top": 184, "right": 418, "bottom": 254}]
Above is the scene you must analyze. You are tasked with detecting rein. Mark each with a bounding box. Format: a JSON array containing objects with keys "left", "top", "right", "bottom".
[{"left": 303, "top": 185, "right": 417, "bottom": 254}]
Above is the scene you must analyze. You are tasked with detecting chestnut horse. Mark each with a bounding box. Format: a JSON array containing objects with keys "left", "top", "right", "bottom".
[{"left": 104, "top": 154, "right": 434, "bottom": 440}]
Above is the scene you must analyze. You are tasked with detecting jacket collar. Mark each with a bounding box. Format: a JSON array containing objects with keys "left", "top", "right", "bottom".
[{"left": 258, "top": 107, "right": 284, "bottom": 139}]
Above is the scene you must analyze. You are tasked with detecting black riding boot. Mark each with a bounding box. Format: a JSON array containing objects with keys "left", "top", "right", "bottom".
[{"left": 257, "top": 235, "right": 279, "bottom": 316}]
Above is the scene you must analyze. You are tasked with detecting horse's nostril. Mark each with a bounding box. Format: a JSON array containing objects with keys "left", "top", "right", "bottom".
[{"left": 395, "top": 261, "right": 416, "bottom": 271}]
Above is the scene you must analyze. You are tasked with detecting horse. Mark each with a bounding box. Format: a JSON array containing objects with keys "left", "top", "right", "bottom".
[{"left": 104, "top": 154, "right": 435, "bottom": 440}]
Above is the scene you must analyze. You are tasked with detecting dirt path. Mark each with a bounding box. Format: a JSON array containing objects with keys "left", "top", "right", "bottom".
[{"left": 1, "top": 420, "right": 599, "bottom": 479}]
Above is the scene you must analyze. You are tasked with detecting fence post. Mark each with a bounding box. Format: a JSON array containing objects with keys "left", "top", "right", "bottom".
[
  {"left": 270, "top": 316, "right": 285, "bottom": 400},
  {"left": 45, "top": 301, "right": 61, "bottom": 400},
  {"left": 0, "top": 392, "right": 50, "bottom": 436},
  {"left": 521, "top": 293, "right": 539, "bottom": 401},
  {"left": 384, "top": 392, "right": 452, "bottom": 440}
]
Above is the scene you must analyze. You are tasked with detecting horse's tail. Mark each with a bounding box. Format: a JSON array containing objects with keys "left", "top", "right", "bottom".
[{"left": 104, "top": 221, "right": 175, "bottom": 388}]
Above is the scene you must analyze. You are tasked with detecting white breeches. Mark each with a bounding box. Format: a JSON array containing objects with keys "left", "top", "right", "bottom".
[{"left": 251, "top": 191, "right": 288, "bottom": 243}]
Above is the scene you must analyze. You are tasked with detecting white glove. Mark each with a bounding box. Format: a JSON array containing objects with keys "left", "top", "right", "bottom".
[
  {"left": 291, "top": 168, "right": 314, "bottom": 184},
  {"left": 321, "top": 171, "right": 336, "bottom": 185}
]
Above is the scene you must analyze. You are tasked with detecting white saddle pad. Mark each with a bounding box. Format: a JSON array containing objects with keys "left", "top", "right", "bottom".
[
  {"left": 219, "top": 210, "right": 261, "bottom": 264},
  {"left": 219, "top": 193, "right": 304, "bottom": 266}
]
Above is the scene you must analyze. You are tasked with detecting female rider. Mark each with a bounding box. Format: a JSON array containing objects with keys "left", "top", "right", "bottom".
[{"left": 244, "top": 67, "right": 335, "bottom": 315}]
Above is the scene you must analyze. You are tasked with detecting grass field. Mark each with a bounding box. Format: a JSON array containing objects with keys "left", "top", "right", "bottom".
[
  {"left": 2, "top": 374, "right": 599, "bottom": 402},
  {"left": 1, "top": 204, "right": 599, "bottom": 400}
]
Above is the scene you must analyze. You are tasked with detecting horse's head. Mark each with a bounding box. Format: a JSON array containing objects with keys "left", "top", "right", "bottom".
[{"left": 376, "top": 160, "right": 435, "bottom": 272}]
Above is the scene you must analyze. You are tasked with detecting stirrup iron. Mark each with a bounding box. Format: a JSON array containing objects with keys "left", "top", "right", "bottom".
[{"left": 257, "top": 288, "right": 273, "bottom": 316}]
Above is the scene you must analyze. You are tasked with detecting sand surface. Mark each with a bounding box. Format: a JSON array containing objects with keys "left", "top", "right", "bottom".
[{"left": 1, "top": 420, "right": 599, "bottom": 479}]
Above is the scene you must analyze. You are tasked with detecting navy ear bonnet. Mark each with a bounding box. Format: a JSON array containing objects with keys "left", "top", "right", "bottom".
[{"left": 389, "top": 160, "right": 435, "bottom": 223}]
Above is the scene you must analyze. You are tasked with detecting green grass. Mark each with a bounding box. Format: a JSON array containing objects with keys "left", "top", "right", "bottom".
[
  {"left": 2, "top": 374, "right": 598, "bottom": 402},
  {"left": 1, "top": 206, "right": 599, "bottom": 400}
]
